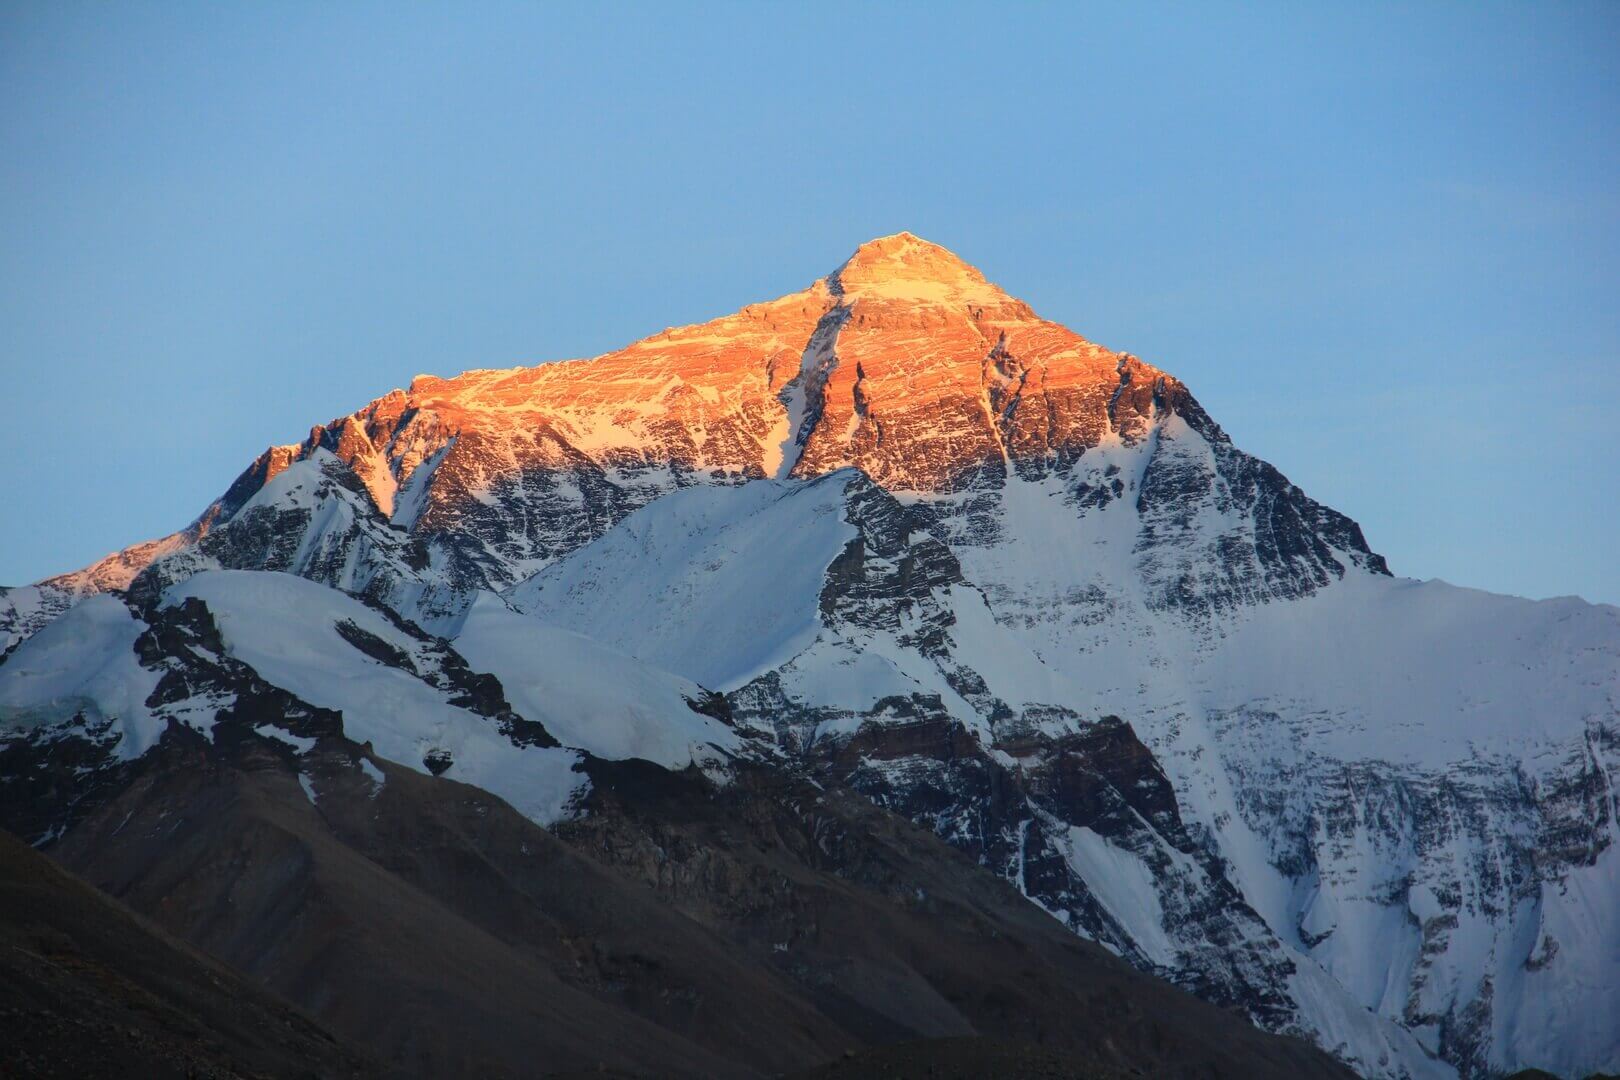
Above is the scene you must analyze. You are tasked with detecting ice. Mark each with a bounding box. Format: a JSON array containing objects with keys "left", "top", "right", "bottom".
[{"left": 453, "top": 593, "right": 741, "bottom": 769}]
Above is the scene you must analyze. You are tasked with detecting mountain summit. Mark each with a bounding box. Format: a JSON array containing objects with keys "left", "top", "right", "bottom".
[
  {"left": 829, "top": 231, "right": 1010, "bottom": 302},
  {"left": 3, "top": 236, "right": 1616, "bottom": 1080},
  {"left": 40, "top": 232, "right": 1375, "bottom": 608}
]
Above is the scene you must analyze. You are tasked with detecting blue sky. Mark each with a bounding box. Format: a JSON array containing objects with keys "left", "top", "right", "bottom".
[{"left": 3, "top": 2, "right": 1617, "bottom": 603}]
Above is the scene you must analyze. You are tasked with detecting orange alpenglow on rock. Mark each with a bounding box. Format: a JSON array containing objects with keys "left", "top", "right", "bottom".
[
  {"left": 49, "top": 233, "right": 1184, "bottom": 593},
  {"left": 313, "top": 231, "right": 1168, "bottom": 499}
]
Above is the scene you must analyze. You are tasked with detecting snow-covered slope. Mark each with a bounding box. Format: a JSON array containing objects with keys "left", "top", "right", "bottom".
[
  {"left": 0, "top": 595, "right": 165, "bottom": 761},
  {"left": 0, "top": 568, "right": 759, "bottom": 829},
  {"left": 509, "top": 473, "right": 860, "bottom": 690},
  {"left": 452, "top": 592, "right": 743, "bottom": 769},
  {"left": 5, "top": 233, "right": 1614, "bottom": 1079},
  {"left": 162, "top": 572, "right": 590, "bottom": 825},
  {"left": 0, "top": 583, "right": 77, "bottom": 654}
]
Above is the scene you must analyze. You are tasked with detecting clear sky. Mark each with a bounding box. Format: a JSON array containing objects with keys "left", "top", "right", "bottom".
[{"left": 3, "top": 2, "right": 1617, "bottom": 603}]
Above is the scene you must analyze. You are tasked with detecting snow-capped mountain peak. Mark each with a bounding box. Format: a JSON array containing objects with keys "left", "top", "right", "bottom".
[{"left": 3, "top": 234, "right": 1614, "bottom": 1080}]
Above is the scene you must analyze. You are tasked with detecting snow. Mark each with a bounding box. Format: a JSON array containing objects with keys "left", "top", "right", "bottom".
[
  {"left": 941, "top": 444, "right": 1620, "bottom": 770},
  {"left": 298, "top": 772, "right": 319, "bottom": 805},
  {"left": 390, "top": 441, "right": 452, "bottom": 529},
  {"left": 769, "top": 381, "right": 809, "bottom": 480},
  {"left": 1060, "top": 825, "right": 1177, "bottom": 966},
  {"left": 356, "top": 446, "right": 399, "bottom": 519},
  {"left": 0, "top": 595, "right": 163, "bottom": 759},
  {"left": 0, "top": 583, "right": 74, "bottom": 652},
  {"left": 239, "top": 451, "right": 335, "bottom": 514},
  {"left": 769, "top": 311, "right": 843, "bottom": 480},
  {"left": 832, "top": 232, "right": 1011, "bottom": 307},
  {"left": 1308, "top": 878, "right": 1424, "bottom": 1015},
  {"left": 934, "top": 584, "right": 1065, "bottom": 706},
  {"left": 508, "top": 473, "right": 859, "bottom": 690},
  {"left": 1287, "top": 959, "right": 1454, "bottom": 1080},
  {"left": 452, "top": 593, "right": 741, "bottom": 769},
  {"left": 359, "top": 756, "right": 386, "bottom": 794},
  {"left": 776, "top": 640, "right": 935, "bottom": 715},
  {"left": 254, "top": 724, "right": 316, "bottom": 754},
  {"left": 917, "top": 438, "right": 1619, "bottom": 1079},
  {"left": 1507, "top": 841, "right": 1620, "bottom": 1075},
  {"left": 812, "top": 629, "right": 985, "bottom": 728},
  {"left": 163, "top": 571, "right": 587, "bottom": 826},
  {"left": 1195, "top": 574, "right": 1620, "bottom": 767}
]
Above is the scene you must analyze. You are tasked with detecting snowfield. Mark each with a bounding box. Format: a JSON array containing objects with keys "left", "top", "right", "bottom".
[
  {"left": 508, "top": 473, "right": 859, "bottom": 690},
  {"left": 452, "top": 591, "right": 742, "bottom": 769}
]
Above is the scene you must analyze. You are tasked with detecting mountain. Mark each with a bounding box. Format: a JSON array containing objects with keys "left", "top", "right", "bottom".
[
  {"left": 2, "top": 233, "right": 1615, "bottom": 1079},
  {"left": 0, "top": 825, "right": 374, "bottom": 1078}
]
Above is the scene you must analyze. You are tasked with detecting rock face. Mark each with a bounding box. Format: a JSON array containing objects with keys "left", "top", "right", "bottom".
[{"left": 4, "top": 233, "right": 1617, "bottom": 1080}]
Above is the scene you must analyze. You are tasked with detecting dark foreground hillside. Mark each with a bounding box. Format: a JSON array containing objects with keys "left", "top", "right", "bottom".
[
  {"left": 789, "top": 1037, "right": 1130, "bottom": 1079},
  {"left": 0, "top": 827, "right": 372, "bottom": 1079}
]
